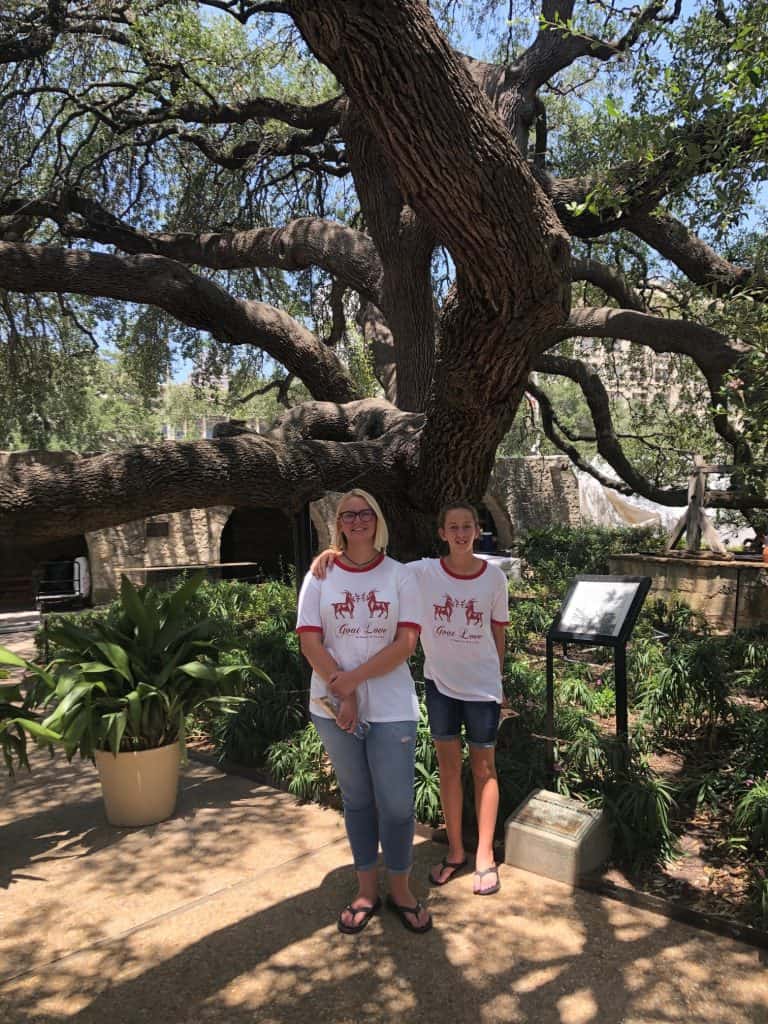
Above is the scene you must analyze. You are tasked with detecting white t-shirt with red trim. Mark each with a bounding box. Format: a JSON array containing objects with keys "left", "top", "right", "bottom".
[
  {"left": 296, "top": 554, "right": 421, "bottom": 723},
  {"left": 411, "top": 558, "right": 509, "bottom": 703}
]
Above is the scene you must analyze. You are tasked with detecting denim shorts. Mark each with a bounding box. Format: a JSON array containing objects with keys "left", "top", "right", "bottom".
[{"left": 424, "top": 679, "right": 500, "bottom": 749}]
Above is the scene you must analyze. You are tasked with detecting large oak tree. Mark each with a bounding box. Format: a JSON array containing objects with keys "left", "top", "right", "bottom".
[{"left": 0, "top": 0, "right": 766, "bottom": 551}]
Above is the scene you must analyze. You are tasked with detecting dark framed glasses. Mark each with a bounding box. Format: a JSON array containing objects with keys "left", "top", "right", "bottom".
[{"left": 338, "top": 508, "right": 377, "bottom": 524}]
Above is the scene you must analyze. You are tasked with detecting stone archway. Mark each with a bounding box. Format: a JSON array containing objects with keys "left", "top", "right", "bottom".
[
  {"left": 482, "top": 493, "right": 515, "bottom": 551},
  {"left": 220, "top": 506, "right": 317, "bottom": 580}
]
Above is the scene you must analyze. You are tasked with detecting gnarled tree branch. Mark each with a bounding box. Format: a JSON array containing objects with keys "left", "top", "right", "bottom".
[{"left": 0, "top": 241, "right": 358, "bottom": 403}]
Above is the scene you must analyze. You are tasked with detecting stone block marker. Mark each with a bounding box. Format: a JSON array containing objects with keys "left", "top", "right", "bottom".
[{"left": 504, "top": 788, "right": 611, "bottom": 884}]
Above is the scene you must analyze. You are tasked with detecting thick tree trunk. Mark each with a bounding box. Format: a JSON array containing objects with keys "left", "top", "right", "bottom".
[
  {"left": 289, "top": 0, "right": 570, "bottom": 509},
  {"left": 344, "top": 105, "right": 436, "bottom": 411},
  {"left": 415, "top": 287, "right": 544, "bottom": 508}
]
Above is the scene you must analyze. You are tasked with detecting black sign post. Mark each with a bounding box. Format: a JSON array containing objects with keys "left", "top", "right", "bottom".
[{"left": 545, "top": 575, "right": 651, "bottom": 781}]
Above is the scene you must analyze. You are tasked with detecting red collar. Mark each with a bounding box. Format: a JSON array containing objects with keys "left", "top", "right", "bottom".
[
  {"left": 333, "top": 553, "right": 385, "bottom": 573},
  {"left": 439, "top": 557, "right": 487, "bottom": 580}
]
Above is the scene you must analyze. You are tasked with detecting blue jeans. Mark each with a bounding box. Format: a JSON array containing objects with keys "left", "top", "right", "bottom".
[{"left": 311, "top": 715, "right": 417, "bottom": 874}]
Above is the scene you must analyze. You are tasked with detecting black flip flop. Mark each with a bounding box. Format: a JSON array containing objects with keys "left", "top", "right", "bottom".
[
  {"left": 386, "top": 895, "right": 433, "bottom": 934},
  {"left": 429, "top": 856, "right": 469, "bottom": 886},
  {"left": 337, "top": 896, "right": 382, "bottom": 934}
]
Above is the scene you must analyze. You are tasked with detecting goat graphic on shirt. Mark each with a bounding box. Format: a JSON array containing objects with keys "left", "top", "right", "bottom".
[
  {"left": 332, "top": 589, "right": 390, "bottom": 637},
  {"left": 432, "top": 593, "right": 485, "bottom": 642}
]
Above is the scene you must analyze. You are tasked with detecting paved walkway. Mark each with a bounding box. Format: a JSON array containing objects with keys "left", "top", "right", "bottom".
[{"left": 2, "top": 750, "right": 767, "bottom": 1024}]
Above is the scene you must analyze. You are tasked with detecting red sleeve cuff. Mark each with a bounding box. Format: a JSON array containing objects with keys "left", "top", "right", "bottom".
[
  {"left": 491, "top": 619, "right": 509, "bottom": 626},
  {"left": 296, "top": 625, "right": 322, "bottom": 634},
  {"left": 397, "top": 621, "right": 422, "bottom": 633}
]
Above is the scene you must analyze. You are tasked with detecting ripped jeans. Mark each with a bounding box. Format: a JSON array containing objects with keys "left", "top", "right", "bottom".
[{"left": 311, "top": 716, "right": 417, "bottom": 874}]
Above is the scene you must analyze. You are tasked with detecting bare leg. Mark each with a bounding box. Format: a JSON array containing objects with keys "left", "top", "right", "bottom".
[
  {"left": 430, "top": 738, "right": 466, "bottom": 883},
  {"left": 470, "top": 745, "right": 499, "bottom": 891}
]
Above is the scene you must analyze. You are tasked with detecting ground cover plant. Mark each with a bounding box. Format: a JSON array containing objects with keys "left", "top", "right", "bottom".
[{"left": 500, "top": 525, "right": 768, "bottom": 928}]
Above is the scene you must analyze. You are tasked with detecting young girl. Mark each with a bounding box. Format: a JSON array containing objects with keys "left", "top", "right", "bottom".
[
  {"left": 312, "top": 501, "right": 509, "bottom": 896},
  {"left": 297, "top": 489, "right": 432, "bottom": 934}
]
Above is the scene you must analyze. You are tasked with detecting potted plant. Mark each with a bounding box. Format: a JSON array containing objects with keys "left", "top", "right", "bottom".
[
  {"left": 1, "top": 672, "right": 40, "bottom": 775},
  {"left": 0, "top": 574, "right": 257, "bottom": 826}
]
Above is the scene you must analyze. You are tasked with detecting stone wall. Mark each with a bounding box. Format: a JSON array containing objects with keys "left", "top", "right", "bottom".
[
  {"left": 87, "top": 508, "right": 233, "bottom": 603},
  {"left": 490, "top": 456, "right": 580, "bottom": 538},
  {"left": 608, "top": 553, "right": 768, "bottom": 633}
]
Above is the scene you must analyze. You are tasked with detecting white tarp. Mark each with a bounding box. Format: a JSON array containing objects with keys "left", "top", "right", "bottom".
[
  {"left": 575, "top": 460, "right": 684, "bottom": 531},
  {"left": 574, "top": 458, "right": 752, "bottom": 545}
]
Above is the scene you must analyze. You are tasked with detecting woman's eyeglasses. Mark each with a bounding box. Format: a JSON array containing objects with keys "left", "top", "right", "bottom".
[{"left": 338, "top": 509, "right": 377, "bottom": 524}]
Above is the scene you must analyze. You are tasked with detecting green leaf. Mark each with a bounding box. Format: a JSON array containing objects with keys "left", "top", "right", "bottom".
[
  {"left": 11, "top": 719, "right": 62, "bottom": 744},
  {"left": 177, "top": 661, "right": 221, "bottom": 682},
  {"left": 78, "top": 661, "right": 122, "bottom": 675},
  {"left": 120, "top": 574, "right": 155, "bottom": 644},
  {"left": 166, "top": 572, "right": 205, "bottom": 622},
  {"left": 105, "top": 710, "right": 128, "bottom": 755},
  {"left": 0, "top": 646, "right": 29, "bottom": 668},
  {"left": 126, "top": 690, "right": 142, "bottom": 735},
  {"left": 604, "top": 95, "right": 621, "bottom": 119},
  {"left": 94, "top": 642, "right": 134, "bottom": 683}
]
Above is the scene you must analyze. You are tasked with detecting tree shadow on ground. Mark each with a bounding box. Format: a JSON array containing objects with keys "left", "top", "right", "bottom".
[
  {"left": 2, "top": 843, "right": 765, "bottom": 1024},
  {"left": 2, "top": 747, "right": 766, "bottom": 1024}
]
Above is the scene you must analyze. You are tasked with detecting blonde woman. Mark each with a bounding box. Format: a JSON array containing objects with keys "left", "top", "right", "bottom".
[{"left": 296, "top": 490, "right": 432, "bottom": 934}]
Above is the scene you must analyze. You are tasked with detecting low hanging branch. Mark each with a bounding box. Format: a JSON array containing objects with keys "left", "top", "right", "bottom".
[
  {"left": 533, "top": 353, "right": 768, "bottom": 510},
  {"left": 0, "top": 193, "right": 383, "bottom": 303},
  {"left": 0, "top": 423, "right": 416, "bottom": 546},
  {"left": 0, "top": 240, "right": 359, "bottom": 404}
]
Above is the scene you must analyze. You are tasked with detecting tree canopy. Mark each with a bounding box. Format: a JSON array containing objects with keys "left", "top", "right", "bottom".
[{"left": 0, "top": 0, "right": 766, "bottom": 550}]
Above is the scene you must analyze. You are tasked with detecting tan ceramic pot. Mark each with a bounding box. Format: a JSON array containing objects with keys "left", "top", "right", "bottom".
[{"left": 95, "top": 741, "right": 181, "bottom": 826}]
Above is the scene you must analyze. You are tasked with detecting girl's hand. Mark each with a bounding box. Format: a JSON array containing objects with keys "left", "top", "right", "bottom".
[
  {"left": 328, "top": 669, "right": 359, "bottom": 699},
  {"left": 335, "top": 694, "right": 359, "bottom": 733},
  {"left": 310, "top": 548, "right": 338, "bottom": 579}
]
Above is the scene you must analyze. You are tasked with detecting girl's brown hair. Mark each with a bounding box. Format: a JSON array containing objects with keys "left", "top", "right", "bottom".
[{"left": 437, "top": 501, "right": 480, "bottom": 529}]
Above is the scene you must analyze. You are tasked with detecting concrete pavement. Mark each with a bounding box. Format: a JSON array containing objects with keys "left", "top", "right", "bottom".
[{"left": 1, "top": 750, "right": 767, "bottom": 1024}]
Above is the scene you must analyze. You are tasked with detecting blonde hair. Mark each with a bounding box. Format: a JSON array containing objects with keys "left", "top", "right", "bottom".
[{"left": 332, "top": 489, "right": 389, "bottom": 552}]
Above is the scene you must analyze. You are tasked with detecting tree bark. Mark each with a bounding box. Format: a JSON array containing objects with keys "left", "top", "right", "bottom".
[
  {"left": 344, "top": 104, "right": 437, "bottom": 411},
  {"left": 0, "top": 427, "right": 415, "bottom": 545}
]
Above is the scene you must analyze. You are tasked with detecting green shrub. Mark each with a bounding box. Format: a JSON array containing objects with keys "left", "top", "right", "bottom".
[
  {"left": 637, "top": 637, "right": 734, "bottom": 743},
  {"left": 641, "top": 596, "right": 709, "bottom": 641},
  {"left": 413, "top": 699, "right": 442, "bottom": 826},
  {"left": 746, "top": 860, "right": 768, "bottom": 928},
  {"left": 267, "top": 723, "right": 335, "bottom": 803},
  {"left": 602, "top": 765, "right": 678, "bottom": 867},
  {"left": 0, "top": 677, "right": 39, "bottom": 775},
  {"left": 733, "top": 779, "right": 768, "bottom": 852},
  {"left": 591, "top": 684, "right": 616, "bottom": 719},
  {"left": 519, "top": 524, "right": 665, "bottom": 592},
  {"left": 505, "top": 593, "right": 558, "bottom": 651},
  {"left": 209, "top": 660, "right": 305, "bottom": 766}
]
